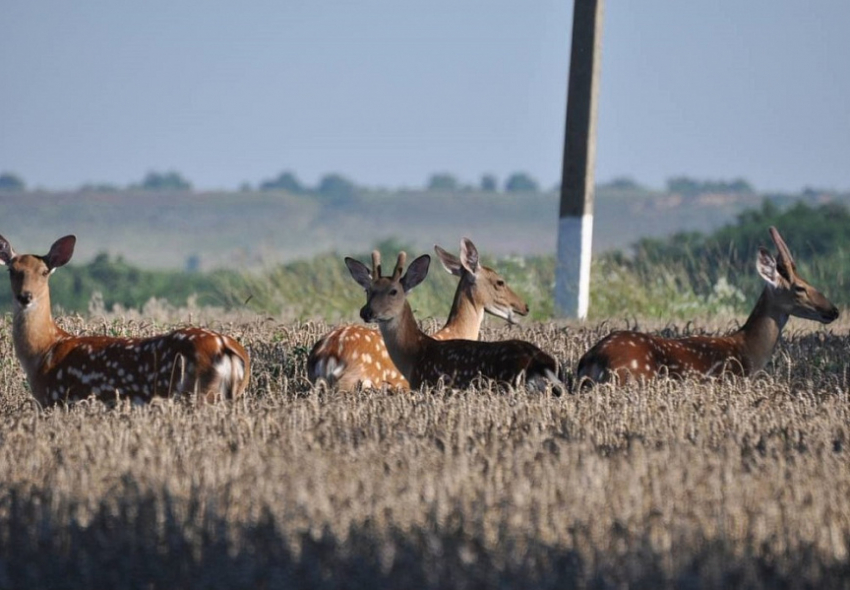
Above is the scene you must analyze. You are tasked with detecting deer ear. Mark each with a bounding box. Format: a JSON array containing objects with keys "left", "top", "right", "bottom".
[
  {"left": 401, "top": 254, "right": 431, "bottom": 292},
  {"left": 756, "top": 247, "right": 780, "bottom": 287},
  {"left": 434, "top": 244, "right": 463, "bottom": 276},
  {"left": 45, "top": 235, "right": 76, "bottom": 269},
  {"left": 345, "top": 257, "right": 373, "bottom": 290},
  {"left": 459, "top": 238, "right": 480, "bottom": 275},
  {"left": 0, "top": 234, "right": 16, "bottom": 266}
]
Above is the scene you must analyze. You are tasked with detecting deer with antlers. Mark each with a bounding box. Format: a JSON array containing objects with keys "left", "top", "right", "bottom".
[
  {"left": 576, "top": 226, "right": 839, "bottom": 385},
  {"left": 0, "top": 234, "right": 251, "bottom": 405},
  {"left": 308, "top": 238, "right": 529, "bottom": 389},
  {"left": 345, "top": 249, "right": 560, "bottom": 391}
]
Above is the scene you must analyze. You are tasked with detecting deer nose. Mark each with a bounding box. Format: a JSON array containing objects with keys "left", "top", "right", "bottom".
[
  {"left": 827, "top": 305, "right": 840, "bottom": 322},
  {"left": 17, "top": 292, "right": 33, "bottom": 306},
  {"left": 360, "top": 306, "right": 374, "bottom": 323}
]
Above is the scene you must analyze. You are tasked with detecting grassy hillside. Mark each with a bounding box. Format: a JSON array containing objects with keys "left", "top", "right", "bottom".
[{"left": 3, "top": 187, "right": 845, "bottom": 271}]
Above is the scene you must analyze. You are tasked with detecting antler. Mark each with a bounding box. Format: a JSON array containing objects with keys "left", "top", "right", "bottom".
[
  {"left": 392, "top": 252, "right": 407, "bottom": 280},
  {"left": 769, "top": 226, "right": 796, "bottom": 266},
  {"left": 371, "top": 250, "right": 382, "bottom": 278}
]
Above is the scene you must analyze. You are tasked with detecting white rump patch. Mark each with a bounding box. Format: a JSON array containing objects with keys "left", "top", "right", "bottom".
[{"left": 215, "top": 352, "right": 246, "bottom": 398}]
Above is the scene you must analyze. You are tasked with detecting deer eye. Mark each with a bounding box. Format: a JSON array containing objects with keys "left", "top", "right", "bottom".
[
  {"left": 496, "top": 280, "right": 505, "bottom": 287},
  {"left": 389, "top": 288, "right": 398, "bottom": 296},
  {"left": 794, "top": 284, "right": 806, "bottom": 293},
  {"left": 42, "top": 269, "right": 51, "bottom": 277}
]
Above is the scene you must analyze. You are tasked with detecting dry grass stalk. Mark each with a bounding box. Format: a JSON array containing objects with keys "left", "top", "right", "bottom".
[{"left": 0, "top": 312, "right": 848, "bottom": 588}]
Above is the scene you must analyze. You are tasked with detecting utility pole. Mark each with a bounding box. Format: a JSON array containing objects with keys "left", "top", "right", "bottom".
[{"left": 554, "top": 0, "right": 604, "bottom": 319}]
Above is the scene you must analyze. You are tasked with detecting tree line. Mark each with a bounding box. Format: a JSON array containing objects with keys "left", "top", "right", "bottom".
[
  {"left": 0, "top": 169, "right": 547, "bottom": 195},
  {"left": 2, "top": 168, "right": 843, "bottom": 200}
]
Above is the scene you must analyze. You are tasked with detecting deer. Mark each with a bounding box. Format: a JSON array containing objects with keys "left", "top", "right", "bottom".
[
  {"left": 345, "top": 249, "right": 561, "bottom": 391},
  {"left": 0, "top": 234, "right": 251, "bottom": 406},
  {"left": 307, "top": 238, "right": 530, "bottom": 390},
  {"left": 575, "top": 226, "right": 839, "bottom": 385}
]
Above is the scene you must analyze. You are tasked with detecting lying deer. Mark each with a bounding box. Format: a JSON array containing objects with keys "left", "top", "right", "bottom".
[
  {"left": 345, "top": 249, "right": 560, "bottom": 391},
  {"left": 308, "top": 238, "right": 529, "bottom": 389},
  {"left": 576, "top": 226, "right": 839, "bottom": 384},
  {"left": 0, "top": 234, "right": 250, "bottom": 405}
]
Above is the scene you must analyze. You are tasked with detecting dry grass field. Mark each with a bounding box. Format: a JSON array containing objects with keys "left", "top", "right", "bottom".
[{"left": 1, "top": 309, "right": 850, "bottom": 589}]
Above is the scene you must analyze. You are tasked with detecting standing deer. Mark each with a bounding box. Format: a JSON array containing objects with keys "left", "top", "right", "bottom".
[
  {"left": 345, "top": 249, "right": 560, "bottom": 391},
  {"left": 0, "top": 234, "right": 251, "bottom": 405},
  {"left": 308, "top": 238, "right": 529, "bottom": 389},
  {"left": 576, "top": 226, "right": 839, "bottom": 384}
]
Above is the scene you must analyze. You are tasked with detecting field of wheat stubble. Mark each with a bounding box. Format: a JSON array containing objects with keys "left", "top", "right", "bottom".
[{"left": 1, "top": 311, "right": 849, "bottom": 589}]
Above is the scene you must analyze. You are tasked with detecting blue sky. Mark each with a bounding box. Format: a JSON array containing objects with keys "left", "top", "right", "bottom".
[{"left": 2, "top": 0, "right": 849, "bottom": 192}]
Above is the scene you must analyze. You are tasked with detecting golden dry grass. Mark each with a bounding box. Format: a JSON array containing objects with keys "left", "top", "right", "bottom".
[{"left": 1, "top": 311, "right": 849, "bottom": 589}]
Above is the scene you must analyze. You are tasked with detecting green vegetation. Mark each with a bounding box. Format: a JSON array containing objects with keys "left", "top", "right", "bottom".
[
  {"left": 504, "top": 171, "right": 540, "bottom": 192},
  {"left": 615, "top": 200, "right": 850, "bottom": 312},
  {"left": 260, "top": 170, "right": 306, "bottom": 193},
  {"left": 136, "top": 170, "right": 192, "bottom": 191},
  {"left": 0, "top": 253, "right": 238, "bottom": 315},
  {"left": 666, "top": 176, "right": 755, "bottom": 197},
  {"left": 223, "top": 239, "right": 555, "bottom": 321},
  {"left": 1, "top": 198, "right": 844, "bottom": 326},
  {"left": 213, "top": 198, "right": 850, "bottom": 322},
  {"left": 479, "top": 173, "right": 498, "bottom": 192},
  {"left": 425, "top": 173, "right": 460, "bottom": 191},
  {"left": 0, "top": 172, "right": 25, "bottom": 191}
]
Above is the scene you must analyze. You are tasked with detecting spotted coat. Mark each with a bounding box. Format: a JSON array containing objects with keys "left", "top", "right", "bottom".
[{"left": 0, "top": 233, "right": 250, "bottom": 406}]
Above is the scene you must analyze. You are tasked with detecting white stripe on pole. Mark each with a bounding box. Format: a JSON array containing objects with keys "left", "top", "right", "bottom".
[{"left": 555, "top": 213, "right": 593, "bottom": 319}]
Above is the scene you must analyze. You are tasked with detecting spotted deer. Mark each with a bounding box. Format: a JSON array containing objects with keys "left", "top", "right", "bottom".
[
  {"left": 0, "top": 234, "right": 251, "bottom": 405},
  {"left": 308, "top": 238, "right": 529, "bottom": 389},
  {"left": 345, "top": 250, "right": 560, "bottom": 391},
  {"left": 576, "top": 226, "right": 839, "bottom": 385}
]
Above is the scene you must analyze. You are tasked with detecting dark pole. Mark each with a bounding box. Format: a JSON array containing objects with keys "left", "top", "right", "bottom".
[{"left": 554, "top": 0, "right": 604, "bottom": 319}]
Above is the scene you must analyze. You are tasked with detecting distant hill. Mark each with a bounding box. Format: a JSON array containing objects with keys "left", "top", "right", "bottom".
[{"left": 1, "top": 187, "right": 845, "bottom": 270}]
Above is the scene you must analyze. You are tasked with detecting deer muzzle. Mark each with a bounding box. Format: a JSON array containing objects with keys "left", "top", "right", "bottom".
[
  {"left": 360, "top": 305, "right": 375, "bottom": 323},
  {"left": 17, "top": 292, "right": 33, "bottom": 307},
  {"left": 824, "top": 305, "right": 840, "bottom": 323}
]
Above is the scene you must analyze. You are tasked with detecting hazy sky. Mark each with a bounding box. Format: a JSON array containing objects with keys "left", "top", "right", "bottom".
[{"left": 2, "top": 0, "right": 849, "bottom": 192}]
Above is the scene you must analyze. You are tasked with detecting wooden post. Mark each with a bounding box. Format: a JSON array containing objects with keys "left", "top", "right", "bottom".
[{"left": 554, "top": 0, "right": 604, "bottom": 319}]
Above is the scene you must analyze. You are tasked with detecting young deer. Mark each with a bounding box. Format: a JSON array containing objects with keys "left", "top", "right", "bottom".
[
  {"left": 307, "top": 238, "right": 529, "bottom": 390},
  {"left": 345, "top": 250, "right": 560, "bottom": 391},
  {"left": 576, "top": 226, "right": 839, "bottom": 384},
  {"left": 0, "top": 234, "right": 251, "bottom": 405}
]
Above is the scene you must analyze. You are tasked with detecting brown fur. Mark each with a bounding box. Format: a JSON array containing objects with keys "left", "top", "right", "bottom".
[
  {"left": 307, "top": 238, "right": 528, "bottom": 390},
  {"left": 346, "top": 250, "right": 560, "bottom": 391},
  {"left": 576, "top": 227, "right": 838, "bottom": 385},
  {"left": 0, "top": 234, "right": 250, "bottom": 405}
]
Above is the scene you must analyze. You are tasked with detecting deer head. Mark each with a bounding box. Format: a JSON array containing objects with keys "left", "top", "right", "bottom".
[
  {"left": 434, "top": 237, "right": 529, "bottom": 324},
  {"left": 757, "top": 226, "right": 838, "bottom": 324},
  {"left": 0, "top": 234, "right": 76, "bottom": 313},
  {"left": 346, "top": 251, "right": 431, "bottom": 324}
]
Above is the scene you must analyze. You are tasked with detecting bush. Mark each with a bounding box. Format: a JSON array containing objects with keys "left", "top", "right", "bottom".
[
  {"left": 0, "top": 172, "right": 25, "bottom": 191},
  {"left": 316, "top": 173, "right": 357, "bottom": 202},
  {"left": 479, "top": 174, "right": 498, "bottom": 192},
  {"left": 260, "top": 171, "right": 304, "bottom": 193},
  {"left": 426, "top": 173, "right": 460, "bottom": 191},
  {"left": 504, "top": 172, "right": 539, "bottom": 193},
  {"left": 0, "top": 253, "right": 235, "bottom": 314},
  {"left": 137, "top": 171, "right": 191, "bottom": 191}
]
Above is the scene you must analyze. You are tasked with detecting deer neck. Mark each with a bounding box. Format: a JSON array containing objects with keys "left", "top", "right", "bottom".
[
  {"left": 439, "top": 278, "right": 484, "bottom": 340},
  {"left": 734, "top": 287, "right": 788, "bottom": 373},
  {"left": 12, "top": 290, "right": 65, "bottom": 378},
  {"left": 376, "top": 301, "right": 428, "bottom": 381}
]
